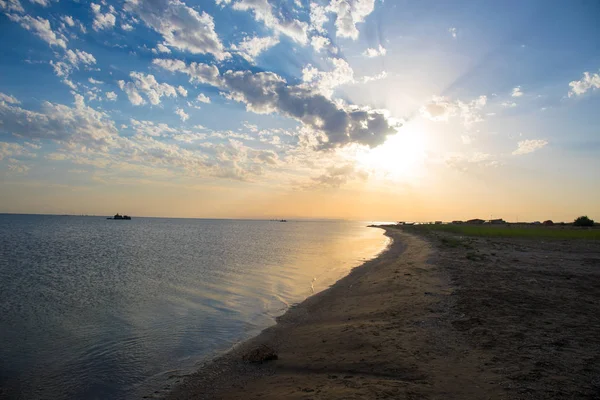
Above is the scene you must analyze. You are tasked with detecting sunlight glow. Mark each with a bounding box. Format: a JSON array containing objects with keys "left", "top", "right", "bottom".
[{"left": 355, "top": 124, "right": 428, "bottom": 181}]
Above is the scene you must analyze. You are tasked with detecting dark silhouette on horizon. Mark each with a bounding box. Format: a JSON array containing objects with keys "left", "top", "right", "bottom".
[{"left": 107, "top": 213, "right": 131, "bottom": 220}]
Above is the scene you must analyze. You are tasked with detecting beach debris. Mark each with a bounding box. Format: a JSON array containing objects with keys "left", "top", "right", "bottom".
[{"left": 242, "top": 344, "right": 278, "bottom": 363}]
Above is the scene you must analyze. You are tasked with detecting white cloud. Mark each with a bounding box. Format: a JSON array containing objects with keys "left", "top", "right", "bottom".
[
  {"left": 448, "top": 27, "right": 457, "bottom": 38},
  {"left": 175, "top": 108, "right": 189, "bottom": 121},
  {"left": 29, "top": 0, "right": 51, "bottom": 7},
  {"left": 301, "top": 57, "right": 354, "bottom": 97},
  {"left": 7, "top": 163, "right": 31, "bottom": 173},
  {"left": 105, "top": 91, "right": 117, "bottom": 101},
  {"left": 118, "top": 72, "right": 179, "bottom": 105},
  {"left": 512, "top": 139, "right": 548, "bottom": 155},
  {"left": 172, "top": 132, "right": 207, "bottom": 143},
  {"left": 62, "top": 78, "right": 77, "bottom": 90},
  {"left": 0, "top": 97, "right": 119, "bottom": 150},
  {"left": 511, "top": 86, "right": 523, "bottom": 97},
  {"left": 125, "top": 0, "right": 230, "bottom": 60},
  {"left": 130, "top": 118, "right": 178, "bottom": 137},
  {"left": 89, "top": 77, "right": 104, "bottom": 84},
  {"left": 37, "top": 118, "right": 213, "bottom": 177},
  {"left": 118, "top": 80, "right": 144, "bottom": 105},
  {"left": 84, "top": 89, "right": 99, "bottom": 102},
  {"left": 309, "top": 2, "right": 328, "bottom": 33},
  {"left": 121, "top": 23, "right": 134, "bottom": 31},
  {"left": 231, "top": 35, "right": 279, "bottom": 63},
  {"left": 0, "top": 0, "right": 25, "bottom": 12},
  {"left": 310, "top": 35, "right": 332, "bottom": 53},
  {"left": 232, "top": 0, "right": 309, "bottom": 44},
  {"left": 0, "top": 92, "right": 21, "bottom": 104},
  {"left": 62, "top": 15, "right": 75, "bottom": 27},
  {"left": 66, "top": 49, "right": 96, "bottom": 66},
  {"left": 91, "top": 3, "right": 116, "bottom": 31},
  {"left": 363, "top": 44, "right": 386, "bottom": 57},
  {"left": 421, "top": 97, "right": 454, "bottom": 121},
  {"left": 50, "top": 49, "right": 97, "bottom": 78},
  {"left": 327, "top": 0, "right": 375, "bottom": 40},
  {"left": 73, "top": 93, "right": 86, "bottom": 108},
  {"left": 568, "top": 71, "right": 600, "bottom": 97},
  {"left": 243, "top": 121, "right": 258, "bottom": 132},
  {"left": 445, "top": 152, "right": 498, "bottom": 171},
  {"left": 196, "top": 93, "right": 210, "bottom": 103},
  {"left": 7, "top": 14, "right": 67, "bottom": 48},
  {"left": 361, "top": 70, "right": 387, "bottom": 83},
  {"left": 8, "top": 164, "right": 31, "bottom": 174},
  {"left": 155, "top": 43, "right": 171, "bottom": 53},
  {"left": 0, "top": 142, "right": 34, "bottom": 160},
  {"left": 0, "top": 108, "right": 275, "bottom": 182},
  {"left": 501, "top": 101, "right": 517, "bottom": 108},
  {"left": 176, "top": 85, "right": 188, "bottom": 97},
  {"left": 152, "top": 58, "right": 221, "bottom": 86},
  {"left": 421, "top": 95, "right": 487, "bottom": 126},
  {"left": 307, "top": 164, "right": 366, "bottom": 189},
  {"left": 210, "top": 139, "right": 279, "bottom": 180}
]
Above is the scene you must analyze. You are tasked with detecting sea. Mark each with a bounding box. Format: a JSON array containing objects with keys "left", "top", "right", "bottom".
[{"left": 0, "top": 215, "right": 390, "bottom": 399}]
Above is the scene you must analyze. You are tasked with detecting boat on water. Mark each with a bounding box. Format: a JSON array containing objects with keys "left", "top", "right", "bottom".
[{"left": 107, "top": 213, "right": 131, "bottom": 220}]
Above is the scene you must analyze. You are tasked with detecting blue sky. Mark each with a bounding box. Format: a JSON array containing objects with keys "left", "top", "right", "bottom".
[{"left": 0, "top": 0, "right": 599, "bottom": 220}]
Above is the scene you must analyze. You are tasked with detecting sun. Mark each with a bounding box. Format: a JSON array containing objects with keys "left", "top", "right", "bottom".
[{"left": 355, "top": 123, "right": 428, "bottom": 181}]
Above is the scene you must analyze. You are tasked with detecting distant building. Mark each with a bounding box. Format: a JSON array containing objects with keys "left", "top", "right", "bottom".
[
  {"left": 451, "top": 220, "right": 464, "bottom": 224},
  {"left": 543, "top": 220, "right": 554, "bottom": 226},
  {"left": 466, "top": 218, "right": 485, "bottom": 224},
  {"left": 435, "top": 221, "right": 442, "bottom": 225},
  {"left": 532, "top": 221, "right": 542, "bottom": 225},
  {"left": 487, "top": 218, "right": 506, "bottom": 224}
]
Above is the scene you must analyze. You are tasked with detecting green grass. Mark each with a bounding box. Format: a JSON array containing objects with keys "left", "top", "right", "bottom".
[
  {"left": 439, "top": 236, "right": 473, "bottom": 249},
  {"left": 402, "top": 224, "right": 600, "bottom": 240}
]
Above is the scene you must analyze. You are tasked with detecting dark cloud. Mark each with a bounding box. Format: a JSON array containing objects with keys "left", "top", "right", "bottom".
[
  {"left": 221, "top": 70, "right": 400, "bottom": 149},
  {"left": 153, "top": 57, "right": 401, "bottom": 149}
]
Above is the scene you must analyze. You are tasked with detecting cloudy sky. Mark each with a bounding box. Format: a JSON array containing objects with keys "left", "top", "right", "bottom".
[{"left": 0, "top": 0, "right": 598, "bottom": 221}]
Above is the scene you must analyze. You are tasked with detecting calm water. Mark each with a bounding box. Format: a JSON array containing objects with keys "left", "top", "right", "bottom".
[{"left": 0, "top": 215, "right": 389, "bottom": 399}]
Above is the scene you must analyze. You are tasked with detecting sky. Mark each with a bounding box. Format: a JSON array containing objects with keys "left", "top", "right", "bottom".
[{"left": 0, "top": 0, "right": 599, "bottom": 221}]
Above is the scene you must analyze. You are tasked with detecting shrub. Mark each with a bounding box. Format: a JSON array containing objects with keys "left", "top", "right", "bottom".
[{"left": 574, "top": 216, "right": 595, "bottom": 227}]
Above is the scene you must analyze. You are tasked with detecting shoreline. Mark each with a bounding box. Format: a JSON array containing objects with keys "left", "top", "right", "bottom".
[
  {"left": 162, "top": 227, "right": 503, "bottom": 399},
  {"left": 137, "top": 224, "right": 392, "bottom": 399},
  {"left": 160, "top": 226, "right": 404, "bottom": 399},
  {"left": 145, "top": 226, "right": 397, "bottom": 399},
  {"left": 160, "top": 226, "right": 600, "bottom": 398}
]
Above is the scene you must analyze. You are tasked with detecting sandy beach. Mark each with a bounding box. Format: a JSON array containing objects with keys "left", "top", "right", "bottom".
[{"left": 162, "top": 226, "right": 600, "bottom": 399}]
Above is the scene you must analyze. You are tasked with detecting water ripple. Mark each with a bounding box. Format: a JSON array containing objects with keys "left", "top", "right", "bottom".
[{"left": 0, "top": 216, "right": 387, "bottom": 399}]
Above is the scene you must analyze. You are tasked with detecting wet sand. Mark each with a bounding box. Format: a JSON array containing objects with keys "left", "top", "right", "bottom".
[{"left": 162, "top": 226, "right": 600, "bottom": 399}]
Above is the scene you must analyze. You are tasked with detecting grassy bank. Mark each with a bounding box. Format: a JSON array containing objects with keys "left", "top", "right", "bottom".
[{"left": 398, "top": 224, "right": 600, "bottom": 240}]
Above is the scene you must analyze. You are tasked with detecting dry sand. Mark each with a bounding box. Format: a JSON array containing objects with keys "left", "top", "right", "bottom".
[{"left": 162, "top": 226, "right": 600, "bottom": 399}]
